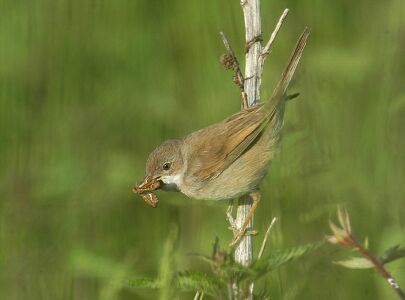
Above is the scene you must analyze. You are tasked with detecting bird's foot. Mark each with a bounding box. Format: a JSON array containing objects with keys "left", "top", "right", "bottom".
[{"left": 228, "top": 227, "right": 258, "bottom": 247}]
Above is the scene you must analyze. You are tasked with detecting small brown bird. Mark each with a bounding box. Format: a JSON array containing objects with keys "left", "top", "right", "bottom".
[{"left": 134, "top": 28, "right": 310, "bottom": 244}]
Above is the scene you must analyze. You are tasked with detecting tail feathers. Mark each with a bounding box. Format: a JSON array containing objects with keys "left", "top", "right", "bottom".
[{"left": 265, "top": 27, "right": 310, "bottom": 118}]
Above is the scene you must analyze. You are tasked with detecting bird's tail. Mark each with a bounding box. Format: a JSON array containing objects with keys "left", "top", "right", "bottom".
[{"left": 264, "top": 27, "right": 310, "bottom": 118}]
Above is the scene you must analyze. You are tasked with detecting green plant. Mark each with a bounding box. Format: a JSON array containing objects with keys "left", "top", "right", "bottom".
[{"left": 328, "top": 209, "right": 405, "bottom": 300}]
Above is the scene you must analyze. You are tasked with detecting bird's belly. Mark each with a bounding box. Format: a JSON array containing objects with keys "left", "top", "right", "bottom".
[
  {"left": 181, "top": 122, "right": 281, "bottom": 200},
  {"left": 188, "top": 170, "right": 268, "bottom": 200},
  {"left": 182, "top": 146, "right": 273, "bottom": 200}
]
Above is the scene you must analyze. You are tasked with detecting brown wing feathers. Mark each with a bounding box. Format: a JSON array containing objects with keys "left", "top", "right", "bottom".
[{"left": 191, "top": 28, "right": 310, "bottom": 180}]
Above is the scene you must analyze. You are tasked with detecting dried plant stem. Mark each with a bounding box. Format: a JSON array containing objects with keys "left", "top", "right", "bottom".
[
  {"left": 233, "top": 1, "right": 262, "bottom": 299},
  {"left": 259, "top": 8, "right": 289, "bottom": 79},
  {"left": 241, "top": 0, "right": 262, "bottom": 106},
  {"left": 234, "top": 0, "right": 262, "bottom": 273},
  {"left": 235, "top": 3, "right": 289, "bottom": 271},
  {"left": 262, "top": 8, "right": 289, "bottom": 55},
  {"left": 247, "top": 217, "right": 276, "bottom": 297},
  {"left": 220, "top": 1, "right": 290, "bottom": 298},
  {"left": 258, "top": 217, "right": 277, "bottom": 259},
  {"left": 220, "top": 32, "right": 249, "bottom": 108},
  {"left": 193, "top": 291, "right": 204, "bottom": 300}
]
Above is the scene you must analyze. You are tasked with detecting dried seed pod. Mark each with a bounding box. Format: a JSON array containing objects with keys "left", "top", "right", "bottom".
[
  {"left": 232, "top": 74, "right": 242, "bottom": 87},
  {"left": 220, "top": 53, "right": 235, "bottom": 70}
]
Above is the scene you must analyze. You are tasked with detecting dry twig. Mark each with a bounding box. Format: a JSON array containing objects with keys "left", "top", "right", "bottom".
[
  {"left": 220, "top": 32, "right": 249, "bottom": 108},
  {"left": 220, "top": 2, "right": 292, "bottom": 299},
  {"left": 258, "top": 217, "right": 277, "bottom": 259},
  {"left": 258, "top": 9, "right": 289, "bottom": 87}
]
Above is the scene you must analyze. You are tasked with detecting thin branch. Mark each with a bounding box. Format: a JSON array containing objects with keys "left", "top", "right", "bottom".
[
  {"left": 329, "top": 209, "right": 405, "bottom": 300},
  {"left": 219, "top": 32, "right": 244, "bottom": 85},
  {"left": 219, "top": 32, "right": 249, "bottom": 108},
  {"left": 258, "top": 217, "right": 277, "bottom": 259},
  {"left": 250, "top": 216, "right": 274, "bottom": 300},
  {"left": 259, "top": 9, "right": 289, "bottom": 80},
  {"left": 255, "top": 9, "right": 288, "bottom": 101},
  {"left": 262, "top": 9, "right": 289, "bottom": 57},
  {"left": 356, "top": 242, "right": 405, "bottom": 300},
  {"left": 222, "top": 1, "right": 290, "bottom": 299},
  {"left": 193, "top": 291, "right": 204, "bottom": 300}
]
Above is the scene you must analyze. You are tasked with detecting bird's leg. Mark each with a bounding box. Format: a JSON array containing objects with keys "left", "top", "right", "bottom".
[
  {"left": 226, "top": 199, "right": 238, "bottom": 235},
  {"left": 227, "top": 197, "right": 258, "bottom": 236},
  {"left": 229, "top": 191, "right": 260, "bottom": 247}
]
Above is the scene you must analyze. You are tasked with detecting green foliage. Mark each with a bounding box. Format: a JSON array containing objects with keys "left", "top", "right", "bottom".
[
  {"left": 128, "top": 277, "right": 160, "bottom": 289},
  {"left": 243, "top": 241, "right": 324, "bottom": 281},
  {"left": 175, "top": 271, "right": 222, "bottom": 296},
  {"left": 128, "top": 272, "right": 223, "bottom": 298},
  {"left": 126, "top": 239, "right": 323, "bottom": 298},
  {"left": 70, "top": 248, "right": 138, "bottom": 299},
  {"left": 380, "top": 245, "right": 405, "bottom": 265},
  {"left": 71, "top": 250, "right": 223, "bottom": 297},
  {"left": 334, "top": 257, "right": 374, "bottom": 269},
  {"left": 334, "top": 244, "right": 405, "bottom": 270}
]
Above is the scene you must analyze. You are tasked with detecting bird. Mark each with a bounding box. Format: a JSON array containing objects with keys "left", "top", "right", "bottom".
[{"left": 133, "top": 28, "right": 310, "bottom": 245}]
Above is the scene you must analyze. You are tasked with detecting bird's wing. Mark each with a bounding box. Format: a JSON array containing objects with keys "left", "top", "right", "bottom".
[
  {"left": 186, "top": 104, "right": 268, "bottom": 180},
  {"left": 186, "top": 28, "right": 310, "bottom": 181}
]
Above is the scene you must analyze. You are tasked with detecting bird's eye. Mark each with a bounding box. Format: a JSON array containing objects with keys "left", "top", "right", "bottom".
[{"left": 162, "top": 162, "right": 171, "bottom": 171}]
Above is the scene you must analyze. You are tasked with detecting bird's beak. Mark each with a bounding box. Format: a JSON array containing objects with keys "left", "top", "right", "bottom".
[{"left": 132, "top": 176, "right": 161, "bottom": 194}]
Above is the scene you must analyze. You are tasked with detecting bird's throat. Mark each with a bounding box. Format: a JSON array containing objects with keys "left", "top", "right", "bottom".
[{"left": 160, "top": 174, "right": 182, "bottom": 192}]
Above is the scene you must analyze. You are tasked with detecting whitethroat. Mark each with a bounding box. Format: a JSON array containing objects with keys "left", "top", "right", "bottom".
[{"left": 133, "top": 28, "right": 310, "bottom": 245}]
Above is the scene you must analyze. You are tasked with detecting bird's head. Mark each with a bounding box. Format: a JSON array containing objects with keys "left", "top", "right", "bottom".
[{"left": 135, "top": 139, "right": 184, "bottom": 194}]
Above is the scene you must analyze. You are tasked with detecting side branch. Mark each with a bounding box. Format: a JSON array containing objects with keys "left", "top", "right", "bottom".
[
  {"left": 220, "top": 32, "right": 249, "bottom": 108},
  {"left": 258, "top": 217, "right": 277, "bottom": 259},
  {"left": 258, "top": 9, "right": 289, "bottom": 80},
  {"left": 261, "top": 9, "right": 289, "bottom": 57}
]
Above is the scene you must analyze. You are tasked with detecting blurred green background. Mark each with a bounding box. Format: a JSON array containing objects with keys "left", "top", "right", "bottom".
[{"left": 1, "top": 0, "right": 404, "bottom": 299}]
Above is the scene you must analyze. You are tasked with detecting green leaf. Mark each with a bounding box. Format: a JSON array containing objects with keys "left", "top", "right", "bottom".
[
  {"left": 255, "top": 241, "right": 323, "bottom": 278},
  {"left": 127, "top": 271, "right": 223, "bottom": 298},
  {"left": 128, "top": 277, "right": 161, "bottom": 289},
  {"left": 176, "top": 271, "right": 222, "bottom": 297},
  {"left": 334, "top": 257, "right": 374, "bottom": 269},
  {"left": 380, "top": 245, "right": 405, "bottom": 265},
  {"left": 239, "top": 240, "right": 324, "bottom": 281}
]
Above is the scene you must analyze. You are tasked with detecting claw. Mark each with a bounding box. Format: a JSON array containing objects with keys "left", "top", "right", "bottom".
[
  {"left": 228, "top": 191, "right": 261, "bottom": 247},
  {"left": 229, "top": 228, "right": 258, "bottom": 247}
]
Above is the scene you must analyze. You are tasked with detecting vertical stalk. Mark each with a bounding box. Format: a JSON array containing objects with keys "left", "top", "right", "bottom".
[
  {"left": 235, "top": 0, "right": 262, "bottom": 268},
  {"left": 234, "top": 0, "right": 262, "bottom": 298},
  {"left": 230, "top": 1, "right": 290, "bottom": 298}
]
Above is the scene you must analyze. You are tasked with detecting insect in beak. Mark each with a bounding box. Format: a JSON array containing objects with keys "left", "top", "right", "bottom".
[
  {"left": 132, "top": 176, "right": 161, "bottom": 208},
  {"left": 133, "top": 176, "right": 161, "bottom": 193},
  {"left": 139, "top": 192, "right": 159, "bottom": 208}
]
